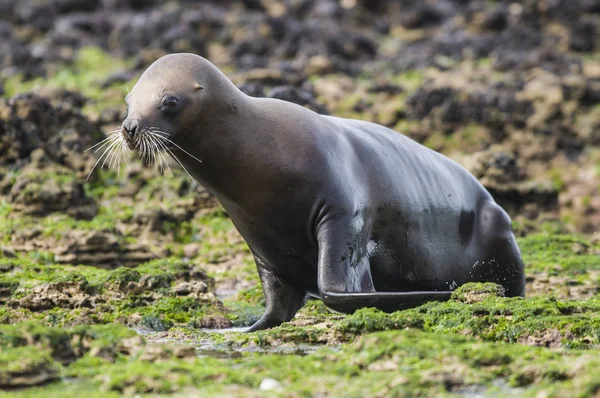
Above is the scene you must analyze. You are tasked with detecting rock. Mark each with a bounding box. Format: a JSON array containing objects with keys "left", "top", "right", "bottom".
[
  {"left": 481, "top": 7, "right": 508, "bottom": 32},
  {"left": 306, "top": 55, "right": 335, "bottom": 75},
  {"left": 0, "top": 93, "right": 99, "bottom": 175},
  {"left": 172, "top": 281, "right": 208, "bottom": 296},
  {"left": 465, "top": 149, "right": 523, "bottom": 185},
  {"left": 569, "top": 21, "right": 597, "bottom": 52},
  {"left": 231, "top": 68, "right": 305, "bottom": 87},
  {"left": 268, "top": 85, "right": 328, "bottom": 114},
  {"left": 183, "top": 243, "right": 201, "bottom": 259},
  {"left": 15, "top": 279, "right": 93, "bottom": 311},
  {"left": 451, "top": 282, "right": 506, "bottom": 304},
  {"left": 50, "top": 230, "right": 156, "bottom": 268},
  {"left": 399, "top": 3, "right": 443, "bottom": 29},
  {"left": 486, "top": 181, "right": 559, "bottom": 216},
  {"left": 0, "top": 281, "right": 19, "bottom": 304},
  {"left": 0, "top": 352, "right": 59, "bottom": 388},
  {"left": 8, "top": 162, "right": 97, "bottom": 220},
  {"left": 0, "top": 246, "right": 16, "bottom": 258}
]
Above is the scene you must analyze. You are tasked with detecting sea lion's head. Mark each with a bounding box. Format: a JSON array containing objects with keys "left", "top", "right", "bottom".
[
  {"left": 121, "top": 53, "right": 211, "bottom": 151},
  {"left": 86, "top": 54, "right": 240, "bottom": 181}
]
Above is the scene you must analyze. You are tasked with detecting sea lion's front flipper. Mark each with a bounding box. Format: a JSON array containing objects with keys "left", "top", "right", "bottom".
[
  {"left": 246, "top": 256, "right": 307, "bottom": 332},
  {"left": 316, "top": 216, "right": 451, "bottom": 313},
  {"left": 319, "top": 290, "right": 452, "bottom": 314}
]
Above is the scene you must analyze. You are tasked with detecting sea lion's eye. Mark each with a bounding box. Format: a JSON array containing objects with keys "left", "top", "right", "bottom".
[{"left": 162, "top": 96, "right": 181, "bottom": 113}]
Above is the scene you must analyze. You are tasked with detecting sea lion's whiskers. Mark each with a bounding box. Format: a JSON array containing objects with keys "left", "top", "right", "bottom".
[
  {"left": 89, "top": 133, "right": 120, "bottom": 154},
  {"left": 84, "top": 128, "right": 121, "bottom": 152},
  {"left": 86, "top": 138, "right": 122, "bottom": 181},
  {"left": 113, "top": 143, "right": 123, "bottom": 176},
  {"left": 108, "top": 134, "right": 124, "bottom": 170},
  {"left": 156, "top": 139, "right": 174, "bottom": 177},
  {"left": 148, "top": 133, "right": 174, "bottom": 177},
  {"left": 100, "top": 139, "right": 121, "bottom": 170},
  {"left": 161, "top": 151, "right": 174, "bottom": 177},
  {"left": 116, "top": 146, "right": 122, "bottom": 176},
  {"left": 139, "top": 135, "right": 149, "bottom": 164},
  {"left": 152, "top": 138, "right": 164, "bottom": 174},
  {"left": 147, "top": 131, "right": 203, "bottom": 165},
  {"left": 142, "top": 137, "right": 149, "bottom": 164},
  {"left": 147, "top": 134, "right": 168, "bottom": 175},
  {"left": 142, "top": 134, "right": 155, "bottom": 167},
  {"left": 121, "top": 140, "right": 131, "bottom": 171},
  {"left": 147, "top": 136, "right": 156, "bottom": 167},
  {"left": 148, "top": 134, "right": 161, "bottom": 170},
  {"left": 153, "top": 135, "right": 198, "bottom": 185},
  {"left": 116, "top": 136, "right": 129, "bottom": 175},
  {"left": 107, "top": 145, "right": 118, "bottom": 170},
  {"left": 102, "top": 139, "right": 120, "bottom": 171}
]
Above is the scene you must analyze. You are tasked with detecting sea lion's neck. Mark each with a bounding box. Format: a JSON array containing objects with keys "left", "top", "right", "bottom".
[{"left": 174, "top": 91, "right": 292, "bottom": 204}]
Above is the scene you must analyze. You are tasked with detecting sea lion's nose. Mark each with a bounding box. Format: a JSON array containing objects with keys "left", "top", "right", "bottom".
[{"left": 122, "top": 119, "right": 139, "bottom": 139}]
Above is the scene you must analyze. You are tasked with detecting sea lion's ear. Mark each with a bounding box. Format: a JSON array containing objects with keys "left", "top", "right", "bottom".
[{"left": 194, "top": 83, "right": 204, "bottom": 91}]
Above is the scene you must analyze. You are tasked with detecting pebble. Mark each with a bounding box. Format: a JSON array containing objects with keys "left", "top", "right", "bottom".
[{"left": 259, "top": 378, "right": 283, "bottom": 391}]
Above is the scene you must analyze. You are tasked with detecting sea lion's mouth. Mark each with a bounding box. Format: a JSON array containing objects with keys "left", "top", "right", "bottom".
[
  {"left": 85, "top": 124, "right": 201, "bottom": 185},
  {"left": 125, "top": 138, "right": 137, "bottom": 150}
]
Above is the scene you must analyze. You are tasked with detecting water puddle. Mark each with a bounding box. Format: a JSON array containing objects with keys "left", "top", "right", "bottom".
[
  {"left": 453, "top": 380, "right": 524, "bottom": 397},
  {"left": 132, "top": 326, "right": 330, "bottom": 359}
]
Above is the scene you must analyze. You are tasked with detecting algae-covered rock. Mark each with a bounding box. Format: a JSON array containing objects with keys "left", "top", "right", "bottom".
[
  {"left": 337, "top": 294, "right": 600, "bottom": 349},
  {"left": 0, "top": 281, "right": 19, "bottom": 304},
  {"left": 0, "top": 322, "right": 142, "bottom": 388},
  {"left": 3, "top": 258, "right": 231, "bottom": 331},
  {"left": 52, "top": 230, "right": 156, "bottom": 268},
  {"left": 451, "top": 282, "right": 506, "bottom": 303},
  {"left": 8, "top": 227, "right": 156, "bottom": 268},
  {"left": 8, "top": 161, "right": 97, "bottom": 220},
  {"left": 0, "top": 346, "right": 59, "bottom": 388},
  {"left": 5, "top": 323, "right": 599, "bottom": 397},
  {"left": 0, "top": 93, "right": 100, "bottom": 174},
  {"left": 15, "top": 279, "right": 95, "bottom": 311},
  {"left": 1, "top": 1, "right": 600, "bottom": 395}
]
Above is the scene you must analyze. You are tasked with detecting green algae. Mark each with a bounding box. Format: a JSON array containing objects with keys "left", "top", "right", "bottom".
[
  {"left": 1, "top": 257, "right": 228, "bottom": 330},
  {"left": 450, "top": 281, "right": 507, "bottom": 302},
  {"left": 0, "top": 258, "right": 107, "bottom": 288},
  {"left": 1, "top": 322, "right": 600, "bottom": 397},
  {"left": 517, "top": 232, "right": 600, "bottom": 274},
  {"left": 338, "top": 285, "right": 600, "bottom": 349},
  {"left": 2, "top": 177, "right": 600, "bottom": 395},
  {"left": 211, "top": 283, "right": 599, "bottom": 351},
  {"left": 0, "top": 211, "right": 122, "bottom": 241}
]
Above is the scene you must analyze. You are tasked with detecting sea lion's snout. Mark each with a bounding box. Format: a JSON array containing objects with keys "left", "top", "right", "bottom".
[{"left": 122, "top": 118, "right": 139, "bottom": 140}]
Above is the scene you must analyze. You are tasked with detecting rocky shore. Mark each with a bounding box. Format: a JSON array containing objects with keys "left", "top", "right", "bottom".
[{"left": 0, "top": 0, "right": 599, "bottom": 396}]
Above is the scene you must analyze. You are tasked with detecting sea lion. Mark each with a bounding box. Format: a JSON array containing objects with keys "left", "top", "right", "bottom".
[{"left": 118, "top": 53, "right": 525, "bottom": 331}]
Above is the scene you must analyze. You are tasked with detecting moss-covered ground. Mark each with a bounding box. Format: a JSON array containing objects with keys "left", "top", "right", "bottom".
[{"left": 2, "top": 201, "right": 599, "bottom": 396}]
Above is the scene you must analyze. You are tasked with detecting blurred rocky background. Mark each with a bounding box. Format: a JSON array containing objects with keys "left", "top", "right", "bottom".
[{"left": 0, "top": 0, "right": 599, "bottom": 263}]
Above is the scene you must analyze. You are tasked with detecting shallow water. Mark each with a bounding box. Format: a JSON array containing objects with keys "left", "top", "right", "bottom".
[
  {"left": 133, "top": 326, "right": 329, "bottom": 358},
  {"left": 454, "top": 380, "right": 524, "bottom": 397}
]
